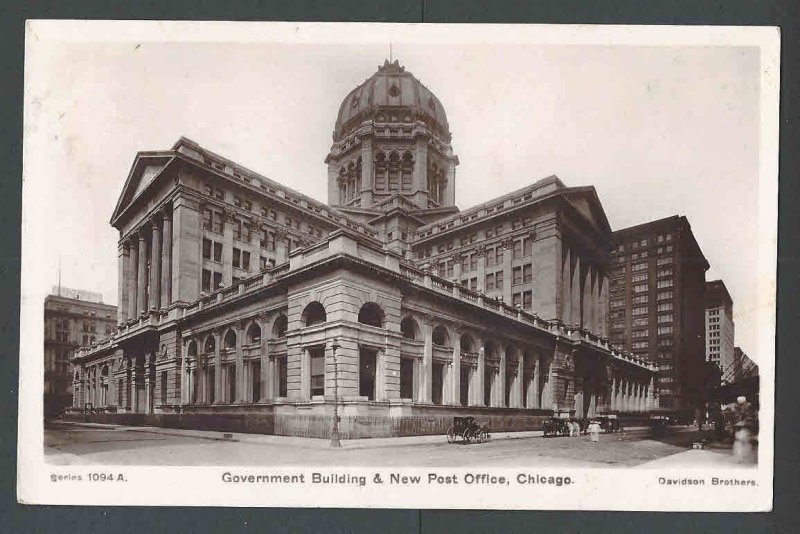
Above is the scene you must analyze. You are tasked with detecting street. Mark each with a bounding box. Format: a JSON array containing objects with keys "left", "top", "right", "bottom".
[{"left": 44, "top": 422, "right": 751, "bottom": 468}]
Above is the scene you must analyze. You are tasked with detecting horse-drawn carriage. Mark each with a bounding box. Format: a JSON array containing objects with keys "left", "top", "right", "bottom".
[
  {"left": 542, "top": 417, "right": 571, "bottom": 437},
  {"left": 446, "top": 416, "right": 491, "bottom": 444},
  {"left": 596, "top": 414, "right": 624, "bottom": 433}
]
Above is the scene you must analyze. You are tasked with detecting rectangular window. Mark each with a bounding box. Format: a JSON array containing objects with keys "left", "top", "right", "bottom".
[
  {"left": 233, "top": 220, "right": 242, "bottom": 240},
  {"left": 632, "top": 341, "right": 648, "bottom": 350},
  {"left": 632, "top": 273, "right": 648, "bottom": 283},
  {"left": 657, "top": 302, "right": 673, "bottom": 312},
  {"left": 657, "top": 290, "right": 673, "bottom": 300},
  {"left": 513, "top": 240, "right": 522, "bottom": 259},
  {"left": 243, "top": 223, "right": 251, "bottom": 242},
  {"left": 486, "top": 273, "right": 495, "bottom": 291},
  {"left": 523, "top": 290, "right": 532, "bottom": 310},
  {"left": 633, "top": 306, "right": 647, "bottom": 316},
  {"left": 632, "top": 262, "right": 647, "bottom": 272},
  {"left": 213, "top": 271, "right": 222, "bottom": 290},
  {"left": 658, "top": 314, "right": 673, "bottom": 323},
  {"left": 202, "top": 209, "right": 213, "bottom": 231},
  {"left": 160, "top": 371, "right": 168, "bottom": 405},
  {"left": 495, "top": 247, "right": 504, "bottom": 264},
  {"left": 233, "top": 247, "right": 241, "bottom": 268},
  {"left": 610, "top": 299, "right": 624, "bottom": 308},
  {"left": 212, "top": 211, "right": 223, "bottom": 233},
  {"left": 202, "top": 238, "right": 212, "bottom": 259},
  {"left": 512, "top": 292, "right": 522, "bottom": 308},
  {"left": 242, "top": 251, "right": 250, "bottom": 271},
  {"left": 633, "top": 284, "right": 648, "bottom": 294},
  {"left": 657, "top": 257, "right": 673, "bottom": 266},
  {"left": 632, "top": 295, "right": 648, "bottom": 304},
  {"left": 496, "top": 271, "right": 504, "bottom": 290},
  {"left": 213, "top": 242, "right": 222, "bottom": 262},
  {"left": 400, "top": 358, "right": 414, "bottom": 400},
  {"left": 658, "top": 325, "right": 674, "bottom": 335},
  {"left": 470, "top": 277, "right": 478, "bottom": 291},
  {"left": 633, "top": 317, "right": 648, "bottom": 327},
  {"left": 446, "top": 262, "right": 454, "bottom": 278},
  {"left": 277, "top": 357, "right": 288, "bottom": 397},
  {"left": 310, "top": 347, "right": 325, "bottom": 397},
  {"left": 632, "top": 329, "right": 648, "bottom": 339},
  {"left": 657, "top": 279, "right": 674, "bottom": 288},
  {"left": 359, "top": 349, "right": 376, "bottom": 400},
  {"left": 523, "top": 264, "right": 533, "bottom": 284},
  {"left": 202, "top": 269, "right": 211, "bottom": 292},
  {"left": 251, "top": 361, "right": 261, "bottom": 403},
  {"left": 461, "top": 256, "right": 470, "bottom": 273},
  {"left": 657, "top": 268, "right": 673, "bottom": 277},
  {"left": 523, "top": 238, "right": 532, "bottom": 257},
  {"left": 513, "top": 266, "right": 522, "bottom": 285}
]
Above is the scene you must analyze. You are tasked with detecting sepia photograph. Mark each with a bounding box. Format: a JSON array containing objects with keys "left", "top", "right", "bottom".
[{"left": 19, "top": 21, "right": 777, "bottom": 510}]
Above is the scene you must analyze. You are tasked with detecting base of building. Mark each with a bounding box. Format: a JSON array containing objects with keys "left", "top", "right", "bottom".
[{"left": 61, "top": 402, "right": 653, "bottom": 439}]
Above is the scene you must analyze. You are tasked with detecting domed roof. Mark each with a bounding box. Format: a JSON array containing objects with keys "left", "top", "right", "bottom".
[{"left": 333, "top": 60, "right": 451, "bottom": 142}]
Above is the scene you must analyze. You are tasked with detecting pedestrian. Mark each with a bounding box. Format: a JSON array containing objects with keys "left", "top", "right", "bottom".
[{"left": 589, "top": 420, "right": 601, "bottom": 443}]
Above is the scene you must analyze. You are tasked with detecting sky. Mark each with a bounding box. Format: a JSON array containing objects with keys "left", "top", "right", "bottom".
[{"left": 23, "top": 24, "right": 768, "bottom": 362}]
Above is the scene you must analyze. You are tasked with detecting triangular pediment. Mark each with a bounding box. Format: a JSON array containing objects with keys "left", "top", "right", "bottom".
[
  {"left": 562, "top": 187, "right": 612, "bottom": 236},
  {"left": 110, "top": 152, "right": 175, "bottom": 227}
]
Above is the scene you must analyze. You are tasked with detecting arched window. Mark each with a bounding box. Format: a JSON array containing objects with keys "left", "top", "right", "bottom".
[
  {"left": 460, "top": 333, "right": 474, "bottom": 353},
  {"left": 358, "top": 302, "right": 384, "bottom": 328},
  {"left": 401, "top": 152, "right": 414, "bottom": 191},
  {"left": 400, "top": 317, "right": 419, "bottom": 340},
  {"left": 187, "top": 340, "right": 197, "bottom": 357},
  {"left": 432, "top": 325, "right": 449, "bottom": 347},
  {"left": 223, "top": 329, "right": 236, "bottom": 350},
  {"left": 247, "top": 323, "right": 262, "bottom": 343},
  {"left": 374, "top": 152, "right": 387, "bottom": 191},
  {"left": 302, "top": 302, "right": 327, "bottom": 327},
  {"left": 272, "top": 315, "right": 288, "bottom": 337},
  {"left": 101, "top": 365, "right": 109, "bottom": 377},
  {"left": 204, "top": 335, "right": 216, "bottom": 354}
]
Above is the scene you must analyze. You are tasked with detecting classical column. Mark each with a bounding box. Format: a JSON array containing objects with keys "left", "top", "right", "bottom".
[
  {"left": 610, "top": 376, "right": 617, "bottom": 411},
  {"left": 149, "top": 218, "right": 161, "bottom": 311},
  {"left": 562, "top": 248, "right": 572, "bottom": 324},
  {"left": 450, "top": 330, "right": 461, "bottom": 405},
  {"left": 161, "top": 211, "right": 172, "bottom": 308},
  {"left": 178, "top": 338, "right": 189, "bottom": 405},
  {"left": 571, "top": 255, "right": 581, "bottom": 326},
  {"left": 497, "top": 346, "right": 506, "bottom": 407},
  {"left": 117, "top": 241, "right": 129, "bottom": 324},
  {"left": 213, "top": 332, "right": 222, "bottom": 404},
  {"left": 421, "top": 317, "right": 433, "bottom": 403},
  {"left": 260, "top": 313, "right": 271, "bottom": 401},
  {"left": 513, "top": 353, "right": 524, "bottom": 408},
  {"left": 137, "top": 232, "right": 147, "bottom": 315},
  {"left": 235, "top": 322, "right": 244, "bottom": 403},
  {"left": 531, "top": 353, "right": 541, "bottom": 409},
  {"left": 476, "top": 346, "right": 486, "bottom": 407},
  {"left": 128, "top": 236, "right": 138, "bottom": 319},
  {"left": 144, "top": 357, "right": 152, "bottom": 414}
]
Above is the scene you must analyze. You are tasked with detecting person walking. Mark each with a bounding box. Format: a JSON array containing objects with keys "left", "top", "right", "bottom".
[{"left": 589, "top": 420, "right": 601, "bottom": 443}]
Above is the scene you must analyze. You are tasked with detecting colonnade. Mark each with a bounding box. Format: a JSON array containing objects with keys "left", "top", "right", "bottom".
[
  {"left": 118, "top": 208, "right": 173, "bottom": 324},
  {"left": 562, "top": 247, "right": 608, "bottom": 337}
]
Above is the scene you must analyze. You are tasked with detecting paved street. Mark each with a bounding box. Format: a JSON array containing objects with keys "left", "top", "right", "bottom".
[{"left": 44, "top": 422, "right": 753, "bottom": 468}]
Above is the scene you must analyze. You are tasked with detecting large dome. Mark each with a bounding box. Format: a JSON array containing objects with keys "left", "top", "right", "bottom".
[{"left": 333, "top": 60, "right": 451, "bottom": 142}]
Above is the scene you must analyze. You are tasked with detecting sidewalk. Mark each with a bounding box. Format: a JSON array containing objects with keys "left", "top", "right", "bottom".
[
  {"left": 638, "top": 447, "right": 754, "bottom": 468},
  {"left": 49, "top": 420, "right": 544, "bottom": 450}
]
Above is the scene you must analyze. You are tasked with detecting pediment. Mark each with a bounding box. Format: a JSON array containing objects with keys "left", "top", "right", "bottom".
[
  {"left": 562, "top": 187, "right": 612, "bottom": 236},
  {"left": 109, "top": 152, "right": 175, "bottom": 227}
]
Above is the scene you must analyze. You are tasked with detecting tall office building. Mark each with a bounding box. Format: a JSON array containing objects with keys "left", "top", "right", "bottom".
[
  {"left": 44, "top": 287, "right": 117, "bottom": 416},
  {"left": 608, "top": 216, "right": 709, "bottom": 411},
  {"left": 704, "top": 280, "right": 735, "bottom": 382}
]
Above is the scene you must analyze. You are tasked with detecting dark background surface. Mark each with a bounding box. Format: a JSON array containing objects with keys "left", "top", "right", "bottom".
[{"left": 1, "top": 1, "right": 797, "bottom": 532}]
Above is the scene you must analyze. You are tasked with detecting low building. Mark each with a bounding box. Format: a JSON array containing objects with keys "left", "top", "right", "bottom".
[
  {"left": 705, "top": 280, "right": 735, "bottom": 381},
  {"left": 608, "top": 216, "right": 709, "bottom": 413},
  {"left": 71, "top": 60, "right": 656, "bottom": 437},
  {"left": 44, "top": 287, "right": 117, "bottom": 416}
]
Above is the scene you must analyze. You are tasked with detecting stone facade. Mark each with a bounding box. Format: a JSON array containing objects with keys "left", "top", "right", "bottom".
[
  {"left": 71, "top": 61, "right": 656, "bottom": 436},
  {"left": 45, "top": 289, "right": 117, "bottom": 416},
  {"left": 705, "top": 279, "right": 735, "bottom": 381}
]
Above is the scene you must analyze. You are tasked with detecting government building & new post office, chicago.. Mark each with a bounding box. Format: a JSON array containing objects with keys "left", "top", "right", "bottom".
[{"left": 70, "top": 60, "right": 658, "bottom": 438}]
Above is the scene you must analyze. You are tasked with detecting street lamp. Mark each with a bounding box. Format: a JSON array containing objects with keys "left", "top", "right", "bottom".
[{"left": 330, "top": 340, "right": 341, "bottom": 448}]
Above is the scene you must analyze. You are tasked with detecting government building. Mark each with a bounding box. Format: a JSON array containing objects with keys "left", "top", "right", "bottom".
[{"left": 70, "top": 60, "right": 656, "bottom": 438}]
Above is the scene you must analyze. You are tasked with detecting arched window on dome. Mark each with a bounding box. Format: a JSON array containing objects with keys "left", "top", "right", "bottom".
[
  {"left": 388, "top": 151, "right": 401, "bottom": 192},
  {"left": 401, "top": 152, "right": 413, "bottom": 191},
  {"left": 375, "top": 152, "right": 387, "bottom": 191}
]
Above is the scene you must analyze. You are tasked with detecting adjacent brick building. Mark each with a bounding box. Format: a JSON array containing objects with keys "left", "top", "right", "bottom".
[
  {"left": 608, "top": 216, "right": 709, "bottom": 412},
  {"left": 72, "top": 60, "right": 655, "bottom": 437}
]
